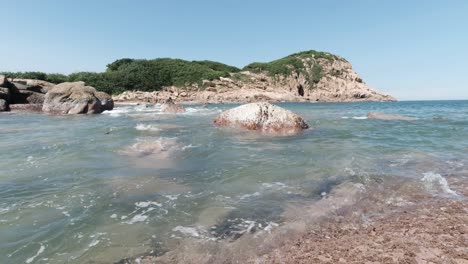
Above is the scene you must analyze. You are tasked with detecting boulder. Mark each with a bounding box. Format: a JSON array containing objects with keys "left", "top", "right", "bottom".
[
  {"left": 42, "top": 81, "right": 114, "bottom": 114},
  {"left": 11, "top": 79, "right": 55, "bottom": 93},
  {"left": 95, "top": 91, "right": 114, "bottom": 111},
  {"left": 213, "top": 102, "right": 309, "bottom": 133},
  {"left": 367, "top": 112, "right": 417, "bottom": 121},
  {"left": 161, "top": 98, "right": 185, "bottom": 113},
  {"left": 0, "top": 99, "right": 9, "bottom": 111}
]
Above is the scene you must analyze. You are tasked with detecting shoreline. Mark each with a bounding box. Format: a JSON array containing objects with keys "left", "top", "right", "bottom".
[{"left": 119, "top": 175, "right": 467, "bottom": 264}]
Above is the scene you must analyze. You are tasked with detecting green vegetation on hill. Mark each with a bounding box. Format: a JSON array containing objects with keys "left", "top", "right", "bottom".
[
  {"left": 1, "top": 50, "right": 340, "bottom": 94},
  {"left": 243, "top": 50, "right": 342, "bottom": 88}
]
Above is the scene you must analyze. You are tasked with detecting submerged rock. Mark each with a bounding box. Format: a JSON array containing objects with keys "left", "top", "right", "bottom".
[
  {"left": 42, "top": 81, "right": 114, "bottom": 114},
  {"left": 214, "top": 102, "right": 309, "bottom": 133},
  {"left": 367, "top": 112, "right": 417, "bottom": 121},
  {"left": 161, "top": 98, "right": 185, "bottom": 113}
]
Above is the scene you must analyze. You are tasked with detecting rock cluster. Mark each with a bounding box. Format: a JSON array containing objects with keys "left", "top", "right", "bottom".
[
  {"left": 0, "top": 76, "right": 54, "bottom": 111},
  {"left": 214, "top": 102, "right": 309, "bottom": 134},
  {"left": 0, "top": 75, "right": 113, "bottom": 114}
]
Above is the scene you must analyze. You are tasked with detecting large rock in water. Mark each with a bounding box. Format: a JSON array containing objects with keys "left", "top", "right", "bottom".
[
  {"left": 42, "top": 82, "right": 114, "bottom": 114},
  {"left": 214, "top": 102, "right": 309, "bottom": 133},
  {"left": 161, "top": 98, "right": 185, "bottom": 113}
]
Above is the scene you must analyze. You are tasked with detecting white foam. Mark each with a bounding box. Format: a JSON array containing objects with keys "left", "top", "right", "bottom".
[
  {"left": 88, "top": 240, "right": 100, "bottom": 248},
  {"left": 25, "top": 244, "right": 45, "bottom": 263},
  {"left": 341, "top": 116, "right": 368, "bottom": 120},
  {"left": 238, "top": 192, "right": 261, "bottom": 200},
  {"left": 172, "top": 226, "right": 200, "bottom": 237},
  {"left": 135, "top": 124, "right": 161, "bottom": 132},
  {"left": 102, "top": 107, "right": 133, "bottom": 117},
  {"left": 124, "top": 214, "right": 148, "bottom": 224},
  {"left": 263, "top": 222, "right": 279, "bottom": 233},
  {"left": 181, "top": 144, "right": 198, "bottom": 150},
  {"left": 110, "top": 214, "right": 117, "bottom": 219},
  {"left": 421, "top": 172, "right": 457, "bottom": 195},
  {"left": 262, "top": 182, "right": 287, "bottom": 189},
  {"left": 182, "top": 107, "right": 222, "bottom": 116},
  {"left": 164, "top": 194, "right": 179, "bottom": 201},
  {"left": 135, "top": 201, "right": 162, "bottom": 208}
]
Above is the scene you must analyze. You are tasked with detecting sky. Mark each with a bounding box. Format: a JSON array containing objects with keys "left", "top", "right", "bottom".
[{"left": 1, "top": 0, "right": 467, "bottom": 100}]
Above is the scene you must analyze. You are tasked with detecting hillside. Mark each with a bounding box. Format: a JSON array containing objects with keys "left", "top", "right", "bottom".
[{"left": 1, "top": 50, "right": 395, "bottom": 103}]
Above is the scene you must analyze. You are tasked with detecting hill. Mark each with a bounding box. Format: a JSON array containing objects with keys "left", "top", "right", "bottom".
[{"left": 1, "top": 50, "right": 395, "bottom": 103}]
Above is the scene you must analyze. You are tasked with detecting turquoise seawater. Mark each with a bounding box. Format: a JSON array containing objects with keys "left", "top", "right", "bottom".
[{"left": 0, "top": 101, "right": 467, "bottom": 263}]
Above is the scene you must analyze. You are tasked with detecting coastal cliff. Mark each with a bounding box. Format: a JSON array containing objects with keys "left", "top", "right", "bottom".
[{"left": 113, "top": 51, "right": 395, "bottom": 103}]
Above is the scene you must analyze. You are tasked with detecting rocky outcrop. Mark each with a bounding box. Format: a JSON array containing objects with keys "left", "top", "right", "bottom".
[
  {"left": 161, "top": 98, "right": 185, "bottom": 113},
  {"left": 42, "top": 81, "right": 114, "bottom": 114},
  {"left": 0, "top": 76, "right": 55, "bottom": 107},
  {"left": 214, "top": 102, "right": 309, "bottom": 134},
  {"left": 367, "top": 112, "right": 417, "bottom": 121}
]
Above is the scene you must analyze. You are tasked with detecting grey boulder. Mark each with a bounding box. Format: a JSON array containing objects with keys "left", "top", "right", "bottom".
[{"left": 43, "top": 81, "right": 114, "bottom": 114}]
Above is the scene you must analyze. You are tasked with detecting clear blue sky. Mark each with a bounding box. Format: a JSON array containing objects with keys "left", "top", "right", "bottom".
[{"left": 1, "top": 0, "right": 467, "bottom": 100}]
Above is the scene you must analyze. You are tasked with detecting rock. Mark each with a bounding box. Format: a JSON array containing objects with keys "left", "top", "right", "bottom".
[
  {"left": 9, "top": 104, "right": 42, "bottom": 112},
  {"left": 0, "top": 87, "right": 10, "bottom": 101},
  {"left": 11, "top": 90, "right": 45, "bottom": 104},
  {"left": 0, "top": 99, "right": 9, "bottom": 111},
  {"left": 11, "top": 79, "right": 55, "bottom": 93},
  {"left": 94, "top": 91, "right": 114, "bottom": 111},
  {"left": 42, "top": 81, "right": 114, "bottom": 114},
  {"left": 367, "top": 112, "right": 417, "bottom": 121},
  {"left": 0, "top": 75, "right": 6, "bottom": 87},
  {"left": 214, "top": 102, "right": 309, "bottom": 133},
  {"left": 161, "top": 98, "right": 185, "bottom": 113}
]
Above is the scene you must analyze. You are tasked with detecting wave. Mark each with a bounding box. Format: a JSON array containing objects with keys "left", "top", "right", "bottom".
[
  {"left": 341, "top": 116, "right": 368, "bottom": 120},
  {"left": 135, "top": 123, "right": 161, "bottom": 131},
  {"left": 421, "top": 172, "right": 457, "bottom": 195}
]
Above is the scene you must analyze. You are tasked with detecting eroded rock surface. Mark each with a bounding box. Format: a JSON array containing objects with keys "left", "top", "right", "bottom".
[
  {"left": 214, "top": 102, "right": 309, "bottom": 134},
  {"left": 42, "top": 81, "right": 114, "bottom": 114}
]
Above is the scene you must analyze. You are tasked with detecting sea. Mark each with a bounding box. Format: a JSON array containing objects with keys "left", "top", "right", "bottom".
[{"left": 0, "top": 100, "right": 467, "bottom": 263}]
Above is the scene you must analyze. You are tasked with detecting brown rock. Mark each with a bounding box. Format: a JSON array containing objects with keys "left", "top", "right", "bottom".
[{"left": 161, "top": 98, "right": 185, "bottom": 113}]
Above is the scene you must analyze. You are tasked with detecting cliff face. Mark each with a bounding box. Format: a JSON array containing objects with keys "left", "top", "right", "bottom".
[{"left": 113, "top": 51, "right": 395, "bottom": 103}]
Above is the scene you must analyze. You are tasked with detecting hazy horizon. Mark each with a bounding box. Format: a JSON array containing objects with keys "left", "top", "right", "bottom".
[{"left": 2, "top": 0, "right": 467, "bottom": 101}]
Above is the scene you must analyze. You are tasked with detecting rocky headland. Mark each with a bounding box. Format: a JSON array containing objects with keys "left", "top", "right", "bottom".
[{"left": 112, "top": 51, "right": 395, "bottom": 104}]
